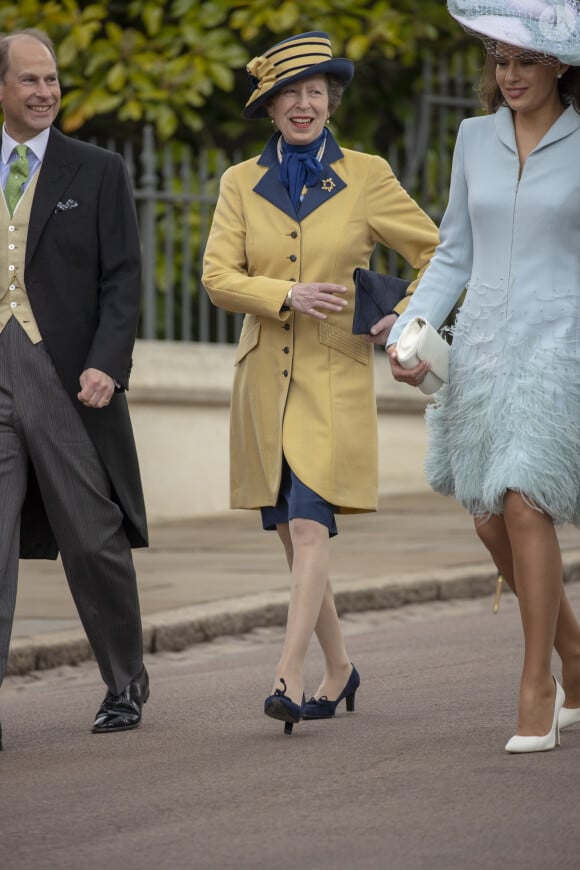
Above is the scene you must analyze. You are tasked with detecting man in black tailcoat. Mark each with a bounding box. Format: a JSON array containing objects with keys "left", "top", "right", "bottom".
[{"left": 0, "top": 28, "right": 149, "bottom": 751}]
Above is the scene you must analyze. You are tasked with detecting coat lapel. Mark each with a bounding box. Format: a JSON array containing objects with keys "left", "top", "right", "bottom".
[
  {"left": 494, "top": 106, "right": 517, "bottom": 153},
  {"left": 494, "top": 103, "right": 580, "bottom": 155},
  {"left": 534, "top": 104, "right": 580, "bottom": 151},
  {"left": 253, "top": 130, "right": 347, "bottom": 221},
  {"left": 26, "top": 127, "right": 81, "bottom": 267},
  {"left": 297, "top": 164, "right": 346, "bottom": 220},
  {"left": 253, "top": 136, "right": 297, "bottom": 217}
]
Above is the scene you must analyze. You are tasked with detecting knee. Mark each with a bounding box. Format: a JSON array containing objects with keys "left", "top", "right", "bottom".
[
  {"left": 289, "top": 517, "right": 326, "bottom": 548},
  {"left": 59, "top": 522, "right": 128, "bottom": 566},
  {"left": 503, "top": 491, "right": 548, "bottom": 534}
]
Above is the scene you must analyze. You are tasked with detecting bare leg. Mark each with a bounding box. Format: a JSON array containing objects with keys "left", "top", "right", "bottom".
[
  {"left": 501, "top": 491, "right": 562, "bottom": 735},
  {"left": 476, "top": 512, "right": 580, "bottom": 708},
  {"left": 311, "top": 581, "right": 352, "bottom": 699},
  {"left": 271, "top": 518, "right": 330, "bottom": 704},
  {"left": 276, "top": 522, "right": 293, "bottom": 571},
  {"left": 275, "top": 523, "right": 352, "bottom": 700}
]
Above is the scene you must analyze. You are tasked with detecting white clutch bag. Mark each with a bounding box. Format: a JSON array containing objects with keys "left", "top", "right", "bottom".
[{"left": 396, "top": 317, "right": 449, "bottom": 395}]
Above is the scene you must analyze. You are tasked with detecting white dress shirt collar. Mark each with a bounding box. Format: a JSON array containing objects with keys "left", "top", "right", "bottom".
[{"left": 1, "top": 125, "right": 50, "bottom": 165}]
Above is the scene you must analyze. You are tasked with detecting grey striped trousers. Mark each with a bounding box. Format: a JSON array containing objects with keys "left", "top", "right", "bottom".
[{"left": 0, "top": 318, "right": 143, "bottom": 694}]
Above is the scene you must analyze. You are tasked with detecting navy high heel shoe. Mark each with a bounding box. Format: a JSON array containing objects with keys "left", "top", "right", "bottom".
[
  {"left": 302, "top": 664, "right": 360, "bottom": 719},
  {"left": 264, "top": 678, "right": 305, "bottom": 735}
]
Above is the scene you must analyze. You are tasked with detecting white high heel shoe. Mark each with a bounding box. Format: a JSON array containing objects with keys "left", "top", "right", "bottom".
[
  {"left": 558, "top": 705, "right": 580, "bottom": 731},
  {"left": 505, "top": 677, "right": 565, "bottom": 754}
]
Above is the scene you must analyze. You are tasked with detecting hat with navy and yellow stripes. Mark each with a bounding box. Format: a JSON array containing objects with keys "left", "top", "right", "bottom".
[{"left": 242, "top": 31, "right": 354, "bottom": 119}]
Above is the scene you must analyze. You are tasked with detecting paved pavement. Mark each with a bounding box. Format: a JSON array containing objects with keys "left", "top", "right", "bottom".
[
  {"left": 5, "top": 588, "right": 580, "bottom": 870},
  {"left": 9, "top": 490, "right": 580, "bottom": 676}
]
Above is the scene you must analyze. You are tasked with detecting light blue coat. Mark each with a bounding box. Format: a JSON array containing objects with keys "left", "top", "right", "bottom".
[{"left": 389, "top": 105, "right": 580, "bottom": 523}]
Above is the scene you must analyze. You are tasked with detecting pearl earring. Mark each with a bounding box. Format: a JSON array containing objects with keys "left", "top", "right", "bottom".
[{"left": 557, "top": 72, "right": 563, "bottom": 79}]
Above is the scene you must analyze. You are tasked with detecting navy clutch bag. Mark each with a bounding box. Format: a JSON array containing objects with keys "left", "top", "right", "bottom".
[{"left": 352, "top": 267, "right": 410, "bottom": 335}]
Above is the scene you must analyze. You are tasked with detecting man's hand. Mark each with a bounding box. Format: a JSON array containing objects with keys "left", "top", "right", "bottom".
[
  {"left": 288, "top": 283, "right": 348, "bottom": 320},
  {"left": 78, "top": 368, "right": 115, "bottom": 408}
]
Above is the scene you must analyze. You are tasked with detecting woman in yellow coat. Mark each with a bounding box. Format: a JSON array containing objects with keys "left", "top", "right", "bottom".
[{"left": 203, "top": 31, "right": 439, "bottom": 733}]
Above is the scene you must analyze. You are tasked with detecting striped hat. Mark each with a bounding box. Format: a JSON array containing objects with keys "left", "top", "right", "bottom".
[{"left": 242, "top": 31, "right": 354, "bottom": 120}]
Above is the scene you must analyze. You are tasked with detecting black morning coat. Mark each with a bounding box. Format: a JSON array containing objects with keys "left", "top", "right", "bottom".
[{"left": 18, "top": 126, "right": 148, "bottom": 558}]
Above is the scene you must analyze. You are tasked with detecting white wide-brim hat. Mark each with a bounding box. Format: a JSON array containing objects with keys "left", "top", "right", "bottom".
[{"left": 447, "top": 0, "right": 580, "bottom": 65}]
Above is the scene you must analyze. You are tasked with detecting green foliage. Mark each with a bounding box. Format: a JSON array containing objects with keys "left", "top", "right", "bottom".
[
  {"left": 0, "top": 1, "right": 481, "bottom": 341},
  {"left": 0, "top": 0, "right": 473, "bottom": 152}
]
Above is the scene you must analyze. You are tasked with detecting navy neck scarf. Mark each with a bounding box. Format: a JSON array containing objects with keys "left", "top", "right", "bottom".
[{"left": 279, "top": 129, "right": 327, "bottom": 212}]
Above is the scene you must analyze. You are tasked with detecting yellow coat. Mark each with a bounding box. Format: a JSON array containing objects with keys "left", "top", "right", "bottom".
[{"left": 203, "top": 132, "right": 439, "bottom": 513}]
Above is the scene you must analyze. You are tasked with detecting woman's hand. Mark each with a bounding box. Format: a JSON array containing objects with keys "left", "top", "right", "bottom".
[
  {"left": 387, "top": 344, "right": 431, "bottom": 387},
  {"left": 288, "top": 283, "right": 347, "bottom": 320},
  {"left": 363, "top": 313, "right": 398, "bottom": 345}
]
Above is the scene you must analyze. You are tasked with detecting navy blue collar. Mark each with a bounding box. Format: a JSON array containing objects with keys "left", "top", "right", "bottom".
[{"left": 253, "top": 129, "right": 346, "bottom": 220}]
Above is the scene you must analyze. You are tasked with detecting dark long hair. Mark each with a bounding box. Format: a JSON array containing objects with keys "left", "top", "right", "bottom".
[{"left": 477, "top": 52, "right": 580, "bottom": 113}]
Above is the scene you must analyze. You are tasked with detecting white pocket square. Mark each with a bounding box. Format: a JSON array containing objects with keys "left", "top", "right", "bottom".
[
  {"left": 54, "top": 199, "right": 78, "bottom": 213},
  {"left": 396, "top": 317, "right": 450, "bottom": 395}
]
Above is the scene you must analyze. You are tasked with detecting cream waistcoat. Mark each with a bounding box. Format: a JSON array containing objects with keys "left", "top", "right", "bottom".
[{"left": 0, "top": 171, "right": 42, "bottom": 342}]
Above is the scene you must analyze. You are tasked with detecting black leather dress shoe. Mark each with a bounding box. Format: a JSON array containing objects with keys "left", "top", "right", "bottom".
[{"left": 92, "top": 665, "right": 150, "bottom": 733}]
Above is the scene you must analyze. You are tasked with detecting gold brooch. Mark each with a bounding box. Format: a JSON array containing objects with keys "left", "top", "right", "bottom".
[{"left": 321, "top": 177, "right": 335, "bottom": 193}]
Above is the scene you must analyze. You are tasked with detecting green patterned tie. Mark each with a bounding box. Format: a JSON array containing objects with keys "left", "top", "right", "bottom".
[{"left": 5, "top": 144, "right": 30, "bottom": 217}]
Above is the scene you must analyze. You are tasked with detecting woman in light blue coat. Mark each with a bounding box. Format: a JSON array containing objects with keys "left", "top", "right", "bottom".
[{"left": 387, "top": 0, "right": 580, "bottom": 753}]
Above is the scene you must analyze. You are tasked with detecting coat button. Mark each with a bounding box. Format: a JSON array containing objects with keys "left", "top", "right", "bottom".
[
  {"left": 283, "top": 323, "right": 290, "bottom": 331},
  {"left": 289, "top": 254, "right": 296, "bottom": 262},
  {"left": 283, "top": 370, "right": 289, "bottom": 377},
  {"left": 283, "top": 346, "right": 289, "bottom": 354},
  {"left": 290, "top": 231, "right": 298, "bottom": 238}
]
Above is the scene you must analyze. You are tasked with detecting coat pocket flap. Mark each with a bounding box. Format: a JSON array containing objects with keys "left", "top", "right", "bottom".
[
  {"left": 319, "top": 322, "right": 369, "bottom": 365},
  {"left": 235, "top": 320, "right": 261, "bottom": 365}
]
